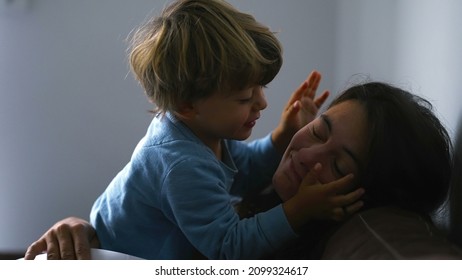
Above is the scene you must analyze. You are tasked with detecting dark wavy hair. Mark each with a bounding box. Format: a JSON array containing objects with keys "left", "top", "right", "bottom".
[{"left": 330, "top": 82, "right": 453, "bottom": 215}]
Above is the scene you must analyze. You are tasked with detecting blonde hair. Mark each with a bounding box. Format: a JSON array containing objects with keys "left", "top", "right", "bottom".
[{"left": 129, "top": 0, "right": 282, "bottom": 114}]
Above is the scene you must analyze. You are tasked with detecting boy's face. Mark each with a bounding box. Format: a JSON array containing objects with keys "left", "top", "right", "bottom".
[
  {"left": 272, "top": 100, "right": 370, "bottom": 201},
  {"left": 185, "top": 85, "right": 267, "bottom": 149}
]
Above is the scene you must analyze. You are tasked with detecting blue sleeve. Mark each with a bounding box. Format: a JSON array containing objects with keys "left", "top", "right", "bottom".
[
  {"left": 228, "top": 133, "right": 282, "bottom": 197},
  {"left": 161, "top": 157, "right": 297, "bottom": 259}
]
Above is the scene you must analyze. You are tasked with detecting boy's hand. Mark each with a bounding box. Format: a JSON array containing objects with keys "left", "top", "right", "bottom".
[
  {"left": 272, "top": 70, "right": 329, "bottom": 153},
  {"left": 282, "top": 163, "right": 365, "bottom": 232}
]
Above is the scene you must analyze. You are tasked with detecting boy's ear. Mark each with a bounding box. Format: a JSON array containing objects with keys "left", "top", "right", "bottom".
[{"left": 175, "top": 102, "right": 196, "bottom": 120}]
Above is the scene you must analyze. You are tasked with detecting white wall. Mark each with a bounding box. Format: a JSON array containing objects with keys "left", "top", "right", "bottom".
[
  {"left": 393, "top": 0, "right": 462, "bottom": 139},
  {"left": 334, "top": 0, "right": 399, "bottom": 88},
  {"left": 334, "top": 0, "right": 462, "bottom": 139},
  {"left": 0, "top": 0, "right": 160, "bottom": 252},
  {"left": 1, "top": 0, "right": 461, "bottom": 253}
]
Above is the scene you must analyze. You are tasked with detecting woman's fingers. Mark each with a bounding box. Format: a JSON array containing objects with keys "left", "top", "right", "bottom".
[
  {"left": 25, "top": 217, "right": 94, "bottom": 260},
  {"left": 24, "top": 239, "right": 47, "bottom": 260}
]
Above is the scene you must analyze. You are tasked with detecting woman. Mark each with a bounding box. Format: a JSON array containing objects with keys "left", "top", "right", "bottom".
[
  {"left": 276, "top": 82, "right": 452, "bottom": 214},
  {"left": 24, "top": 81, "right": 453, "bottom": 259},
  {"left": 268, "top": 82, "right": 453, "bottom": 258}
]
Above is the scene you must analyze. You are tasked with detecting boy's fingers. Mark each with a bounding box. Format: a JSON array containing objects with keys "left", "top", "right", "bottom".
[
  {"left": 325, "top": 173, "right": 355, "bottom": 195},
  {"left": 306, "top": 71, "right": 321, "bottom": 99},
  {"left": 344, "top": 200, "right": 364, "bottom": 216},
  {"left": 300, "top": 170, "right": 317, "bottom": 187},
  {"left": 314, "top": 90, "right": 329, "bottom": 108},
  {"left": 300, "top": 163, "right": 322, "bottom": 187},
  {"left": 341, "top": 187, "right": 365, "bottom": 205},
  {"left": 285, "top": 81, "right": 308, "bottom": 109},
  {"left": 286, "top": 70, "right": 322, "bottom": 110},
  {"left": 287, "top": 100, "right": 301, "bottom": 117},
  {"left": 332, "top": 198, "right": 364, "bottom": 221}
]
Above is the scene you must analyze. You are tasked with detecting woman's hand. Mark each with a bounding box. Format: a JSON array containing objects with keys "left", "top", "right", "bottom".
[
  {"left": 24, "top": 217, "right": 99, "bottom": 260},
  {"left": 272, "top": 70, "right": 329, "bottom": 153}
]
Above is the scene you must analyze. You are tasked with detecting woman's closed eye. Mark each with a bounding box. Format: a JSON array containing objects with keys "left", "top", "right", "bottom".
[
  {"left": 311, "top": 125, "right": 326, "bottom": 142},
  {"left": 311, "top": 123, "right": 349, "bottom": 178},
  {"left": 311, "top": 126, "right": 319, "bottom": 139}
]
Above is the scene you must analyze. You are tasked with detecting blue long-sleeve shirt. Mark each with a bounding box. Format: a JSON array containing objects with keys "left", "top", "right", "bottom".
[{"left": 90, "top": 112, "right": 297, "bottom": 259}]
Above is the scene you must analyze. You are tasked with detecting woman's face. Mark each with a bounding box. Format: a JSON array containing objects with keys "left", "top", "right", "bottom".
[{"left": 272, "top": 100, "right": 371, "bottom": 201}]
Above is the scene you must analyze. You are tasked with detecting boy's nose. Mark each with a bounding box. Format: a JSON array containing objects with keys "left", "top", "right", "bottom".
[{"left": 253, "top": 87, "right": 267, "bottom": 110}]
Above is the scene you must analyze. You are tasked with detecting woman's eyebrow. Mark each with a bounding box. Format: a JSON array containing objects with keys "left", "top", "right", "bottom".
[{"left": 320, "top": 114, "right": 364, "bottom": 172}]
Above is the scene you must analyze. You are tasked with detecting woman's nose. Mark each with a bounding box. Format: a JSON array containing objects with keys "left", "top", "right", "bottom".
[{"left": 301, "top": 146, "right": 327, "bottom": 164}]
